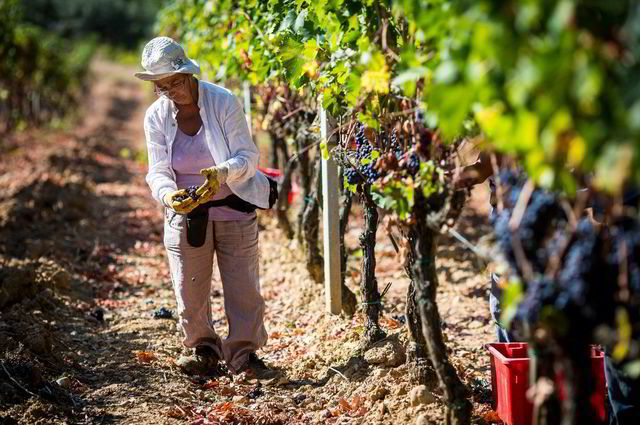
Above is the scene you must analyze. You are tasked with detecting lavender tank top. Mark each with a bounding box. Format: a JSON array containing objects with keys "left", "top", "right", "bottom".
[{"left": 171, "top": 126, "right": 256, "bottom": 221}]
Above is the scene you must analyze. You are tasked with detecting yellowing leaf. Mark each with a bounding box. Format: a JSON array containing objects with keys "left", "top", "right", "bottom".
[
  {"left": 303, "top": 39, "right": 318, "bottom": 60},
  {"left": 515, "top": 110, "right": 538, "bottom": 150},
  {"left": 594, "top": 143, "right": 634, "bottom": 194},
  {"left": 302, "top": 60, "right": 319, "bottom": 78},
  {"left": 361, "top": 52, "right": 390, "bottom": 94},
  {"left": 474, "top": 103, "right": 504, "bottom": 135},
  {"left": 320, "top": 140, "right": 330, "bottom": 160},
  {"left": 567, "top": 134, "right": 586, "bottom": 166}
]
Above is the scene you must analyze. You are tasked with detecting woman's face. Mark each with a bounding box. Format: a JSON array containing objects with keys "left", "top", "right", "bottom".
[{"left": 155, "top": 74, "right": 193, "bottom": 105}]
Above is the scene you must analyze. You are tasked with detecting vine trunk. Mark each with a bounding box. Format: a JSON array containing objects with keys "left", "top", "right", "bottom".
[
  {"left": 412, "top": 210, "right": 471, "bottom": 425},
  {"left": 360, "top": 188, "right": 385, "bottom": 344}
]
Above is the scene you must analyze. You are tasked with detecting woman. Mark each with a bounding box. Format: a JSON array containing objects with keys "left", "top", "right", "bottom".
[{"left": 135, "top": 36, "right": 276, "bottom": 378}]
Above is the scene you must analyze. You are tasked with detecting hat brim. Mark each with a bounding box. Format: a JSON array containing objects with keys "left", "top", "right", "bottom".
[{"left": 134, "top": 59, "right": 200, "bottom": 81}]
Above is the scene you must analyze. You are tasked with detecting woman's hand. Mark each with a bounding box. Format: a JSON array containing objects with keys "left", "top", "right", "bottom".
[
  {"left": 196, "top": 165, "right": 229, "bottom": 199},
  {"left": 163, "top": 189, "right": 199, "bottom": 214}
]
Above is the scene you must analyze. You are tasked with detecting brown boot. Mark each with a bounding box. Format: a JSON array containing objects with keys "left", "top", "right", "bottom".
[
  {"left": 176, "top": 345, "right": 219, "bottom": 376},
  {"left": 236, "top": 353, "right": 282, "bottom": 380}
]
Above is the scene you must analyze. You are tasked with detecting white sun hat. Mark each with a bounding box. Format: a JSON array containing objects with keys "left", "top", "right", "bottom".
[{"left": 134, "top": 36, "right": 200, "bottom": 81}]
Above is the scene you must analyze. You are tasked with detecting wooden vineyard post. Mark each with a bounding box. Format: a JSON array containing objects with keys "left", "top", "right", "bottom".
[{"left": 319, "top": 104, "right": 341, "bottom": 314}]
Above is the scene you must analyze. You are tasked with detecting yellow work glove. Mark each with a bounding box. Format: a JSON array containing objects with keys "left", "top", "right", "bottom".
[
  {"left": 196, "top": 165, "right": 229, "bottom": 200},
  {"left": 163, "top": 189, "right": 199, "bottom": 215}
]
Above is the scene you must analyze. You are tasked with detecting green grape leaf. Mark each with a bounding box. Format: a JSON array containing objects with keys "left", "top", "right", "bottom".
[{"left": 320, "top": 139, "right": 330, "bottom": 160}]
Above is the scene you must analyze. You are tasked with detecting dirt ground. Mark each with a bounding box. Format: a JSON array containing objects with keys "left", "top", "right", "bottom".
[{"left": 0, "top": 60, "right": 499, "bottom": 425}]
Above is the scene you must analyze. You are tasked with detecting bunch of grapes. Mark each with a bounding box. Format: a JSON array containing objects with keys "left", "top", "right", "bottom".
[
  {"left": 356, "top": 139, "right": 380, "bottom": 184},
  {"left": 355, "top": 123, "right": 367, "bottom": 149},
  {"left": 495, "top": 174, "right": 640, "bottom": 356},
  {"left": 383, "top": 124, "right": 439, "bottom": 178},
  {"left": 345, "top": 167, "right": 363, "bottom": 185},
  {"left": 493, "top": 173, "right": 567, "bottom": 276},
  {"left": 344, "top": 125, "right": 380, "bottom": 186},
  {"left": 389, "top": 129, "right": 404, "bottom": 160},
  {"left": 406, "top": 153, "right": 420, "bottom": 175},
  {"left": 173, "top": 185, "right": 200, "bottom": 202},
  {"left": 344, "top": 119, "right": 455, "bottom": 188},
  {"left": 370, "top": 129, "right": 402, "bottom": 175}
]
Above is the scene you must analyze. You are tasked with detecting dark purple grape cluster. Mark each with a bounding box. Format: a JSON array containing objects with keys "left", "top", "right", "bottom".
[
  {"left": 346, "top": 125, "right": 380, "bottom": 185},
  {"left": 390, "top": 129, "right": 404, "bottom": 160},
  {"left": 406, "top": 153, "right": 420, "bottom": 175},
  {"left": 513, "top": 217, "right": 618, "bottom": 344},
  {"left": 355, "top": 124, "right": 367, "bottom": 149},
  {"left": 345, "top": 168, "right": 362, "bottom": 185},
  {"left": 173, "top": 185, "right": 200, "bottom": 202},
  {"left": 494, "top": 186, "right": 566, "bottom": 275},
  {"left": 185, "top": 185, "right": 199, "bottom": 200},
  {"left": 357, "top": 143, "right": 380, "bottom": 184},
  {"left": 495, "top": 174, "right": 640, "bottom": 355}
]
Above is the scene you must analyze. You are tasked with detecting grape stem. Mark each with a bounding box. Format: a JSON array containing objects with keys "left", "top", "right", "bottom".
[
  {"left": 280, "top": 107, "right": 304, "bottom": 120},
  {"left": 545, "top": 189, "right": 590, "bottom": 277},
  {"left": 508, "top": 178, "right": 535, "bottom": 231}
]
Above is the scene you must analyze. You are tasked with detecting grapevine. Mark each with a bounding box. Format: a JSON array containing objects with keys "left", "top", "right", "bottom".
[
  {"left": 331, "top": 105, "right": 470, "bottom": 420},
  {"left": 157, "top": 0, "right": 640, "bottom": 424},
  {"left": 494, "top": 177, "right": 640, "bottom": 424}
]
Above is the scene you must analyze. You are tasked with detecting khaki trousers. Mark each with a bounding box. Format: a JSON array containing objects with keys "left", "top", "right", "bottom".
[{"left": 163, "top": 210, "right": 267, "bottom": 372}]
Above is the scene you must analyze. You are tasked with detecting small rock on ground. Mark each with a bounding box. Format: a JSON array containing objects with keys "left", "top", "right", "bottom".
[
  {"left": 416, "top": 412, "right": 433, "bottom": 425},
  {"left": 409, "top": 385, "right": 436, "bottom": 406},
  {"left": 364, "top": 338, "right": 406, "bottom": 367}
]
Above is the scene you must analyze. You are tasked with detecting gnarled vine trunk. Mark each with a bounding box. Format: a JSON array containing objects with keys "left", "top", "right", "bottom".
[
  {"left": 301, "top": 152, "right": 323, "bottom": 283},
  {"left": 360, "top": 188, "right": 385, "bottom": 344},
  {"left": 296, "top": 138, "right": 312, "bottom": 243},
  {"left": 404, "top": 228, "right": 437, "bottom": 386},
  {"left": 270, "top": 136, "right": 288, "bottom": 170},
  {"left": 532, "top": 343, "right": 600, "bottom": 425},
  {"left": 559, "top": 347, "right": 600, "bottom": 425},
  {"left": 411, "top": 190, "right": 471, "bottom": 425}
]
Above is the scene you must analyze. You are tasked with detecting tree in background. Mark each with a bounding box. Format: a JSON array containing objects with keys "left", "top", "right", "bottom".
[
  {"left": 21, "top": 0, "right": 166, "bottom": 49},
  {"left": 0, "top": 0, "right": 166, "bottom": 133}
]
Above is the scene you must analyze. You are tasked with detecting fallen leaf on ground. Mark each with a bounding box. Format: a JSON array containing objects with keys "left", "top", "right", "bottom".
[
  {"left": 380, "top": 317, "right": 402, "bottom": 329},
  {"left": 202, "top": 380, "right": 219, "bottom": 389},
  {"left": 166, "top": 405, "right": 188, "bottom": 418},
  {"left": 135, "top": 351, "right": 155, "bottom": 363},
  {"left": 338, "top": 398, "right": 352, "bottom": 411},
  {"left": 212, "top": 401, "right": 234, "bottom": 412},
  {"left": 482, "top": 410, "right": 503, "bottom": 423}
]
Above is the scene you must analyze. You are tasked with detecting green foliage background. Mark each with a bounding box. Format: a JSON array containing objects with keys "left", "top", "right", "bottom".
[
  {"left": 0, "top": 0, "right": 166, "bottom": 132},
  {"left": 157, "top": 0, "right": 639, "bottom": 194},
  {"left": 21, "top": 0, "right": 165, "bottom": 49}
]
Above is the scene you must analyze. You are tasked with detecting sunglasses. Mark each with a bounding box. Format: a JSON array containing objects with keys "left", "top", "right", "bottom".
[{"left": 154, "top": 76, "right": 188, "bottom": 97}]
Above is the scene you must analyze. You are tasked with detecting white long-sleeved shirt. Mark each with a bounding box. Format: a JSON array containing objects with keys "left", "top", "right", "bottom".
[{"left": 143, "top": 79, "right": 270, "bottom": 209}]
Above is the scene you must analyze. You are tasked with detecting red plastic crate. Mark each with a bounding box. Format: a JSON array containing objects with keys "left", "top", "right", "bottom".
[{"left": 486, "top": 343, "right": 607, "bottom": 425}]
